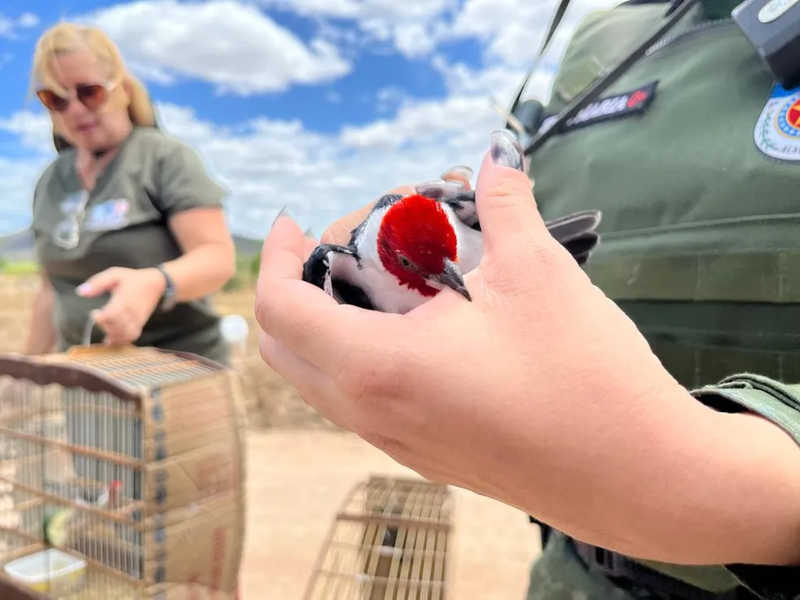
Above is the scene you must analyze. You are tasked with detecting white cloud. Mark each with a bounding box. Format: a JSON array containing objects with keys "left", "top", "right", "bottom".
[
  {"left": 0, "top": 111, "right": 54, "bottom": 156},
  {"left": 0, "top": 156, "right": 52, "bottom": 234},
  {"left": 18, "top": 13, "right": 39, "bottom": 28},
  {"left": 85, "top": 0, "right": 351, "bottom": 95},
  {"left": 0, "top": 111, "right": 55, "bottom": 231},
  {"left": 340, "top": 95, "right": 496, "bottom": 149},
  {"left": 151, "top": 99, "right": 503, "bottom": 239},
  {"left": 375, "top": 86, "right": 410, "bottom": 115},
  {"left": 0, "top": 18, "right": 12, "bottom": 38},
  {"left": 264, "top": 0, "right": 618, "bottom": 62},
  {"left": 0, "top": 12, "right": 40, "bottom": 38},
  {"left": 433, "top": 55, "right": 521, "bottom": 98},
  {"left": 264, "top": 0, "right": 452, "bottom": 23},
  {"left": 263, "top": 0, "right": 456, "bottom": 58},
  {"left": 452, "top": 0, "right": 620, "bottom": 67},
  {"left": 0, "top": 12, "right": 39, "bottom": 39}
]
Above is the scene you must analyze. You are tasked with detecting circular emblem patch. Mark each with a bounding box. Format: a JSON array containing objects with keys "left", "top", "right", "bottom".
[
  {"left": 755, "top": 84, "right": 800, "bottom": 161},
  {"left": 777, "top": 98, "right": 800, "bottom": 137}
]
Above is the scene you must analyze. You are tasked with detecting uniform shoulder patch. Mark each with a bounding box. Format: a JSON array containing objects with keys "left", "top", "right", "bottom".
[
  {"left": 539, "top": 81, "right": 658, "bottom": 136},
  {"left": 754, "top": 84, "right": 800, "bottom": 162}
]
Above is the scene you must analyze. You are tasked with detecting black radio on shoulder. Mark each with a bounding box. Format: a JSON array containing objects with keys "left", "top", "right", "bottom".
[{"left": 733, "top": 0, "right": 800, "bottom": 90}]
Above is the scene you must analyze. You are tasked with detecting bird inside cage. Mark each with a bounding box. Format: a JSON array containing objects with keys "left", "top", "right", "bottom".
[{"left": 0, "top": 346, "right": 245, "bottom": 600}]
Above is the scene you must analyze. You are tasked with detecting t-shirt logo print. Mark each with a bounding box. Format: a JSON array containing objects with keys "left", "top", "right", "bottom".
[
  {"left": 754, "top": 84, "right": 800, "bottom": 161},
  {"left": 52, "top": 190, "right": 90, "bottom": 249},
  {"left": 84, "top": 198, "right": 131, "bottom": 231}
]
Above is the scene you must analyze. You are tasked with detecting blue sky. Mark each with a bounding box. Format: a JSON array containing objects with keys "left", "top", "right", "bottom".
[{"left": 0, "top": 0, "right": 616, "bottom": 239}]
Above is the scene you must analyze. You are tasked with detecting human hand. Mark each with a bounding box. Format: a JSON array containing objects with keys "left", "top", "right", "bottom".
[
  {"left": 255, "top": 130, "right": 685, "bottom": 539},
  {"left": 76, "top": 267, "right": 166, "bottom": 345}
]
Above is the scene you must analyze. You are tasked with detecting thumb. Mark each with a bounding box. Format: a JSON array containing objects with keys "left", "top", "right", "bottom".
[
  {"left": 475, "top": 130, "right": 548, "bottom": 257},
  {"left": 76, "top": 268, "right": 121, "bottom": 297}
]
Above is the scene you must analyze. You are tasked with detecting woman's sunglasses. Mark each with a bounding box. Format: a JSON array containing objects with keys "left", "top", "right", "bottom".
[{"left": 36, "top": 82, "right": 116, "bottom": 113}]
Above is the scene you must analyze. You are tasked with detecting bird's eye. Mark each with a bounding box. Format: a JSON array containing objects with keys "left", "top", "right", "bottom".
[{"left": 399, "top": 255, "right": 412, "bottom": 268}]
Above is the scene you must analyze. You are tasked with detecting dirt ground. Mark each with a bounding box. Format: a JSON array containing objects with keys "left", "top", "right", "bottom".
[
  {"left": 242, "top": 430, "right": 538, "bottom": 599},
  {"left": 0, "top": 275, "right": 540, "bottom": 599}
]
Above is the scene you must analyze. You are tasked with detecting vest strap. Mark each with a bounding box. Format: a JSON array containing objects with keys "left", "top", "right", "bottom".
[{"left": 570, "top": 539, "right": 752, "bottom": 599}]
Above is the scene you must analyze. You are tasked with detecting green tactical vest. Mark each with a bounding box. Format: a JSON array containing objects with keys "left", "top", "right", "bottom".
[
  {"left": 528, "top": 1, "right": 800, "bottom": 595},
  {"left": 532, "top": 2, "right": 800, "bottom": 390}
]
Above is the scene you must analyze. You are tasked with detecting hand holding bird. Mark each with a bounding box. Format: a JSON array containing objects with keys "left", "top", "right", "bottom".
[
  {"left": 255, "top": 129, "right": 692, "bottom": 543},
  {"left": 302, "top": 131, "right": 601, "bottom": 313}
]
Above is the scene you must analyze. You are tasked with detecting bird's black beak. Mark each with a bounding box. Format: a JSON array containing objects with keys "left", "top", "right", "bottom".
[{"left": 431, "top": 258, "right": 471, "bottom": 301}]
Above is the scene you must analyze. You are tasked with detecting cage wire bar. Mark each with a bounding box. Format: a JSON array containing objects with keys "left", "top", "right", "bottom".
[
  {"left": 304, "top": 476, "right": 453, "bottom": 600},
  {"left": 0, "top": 347, "right": 243, "bottom": 599}
]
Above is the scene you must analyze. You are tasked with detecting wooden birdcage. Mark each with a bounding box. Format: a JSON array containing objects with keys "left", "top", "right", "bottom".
[
  {"left": 304, "top": 476, "right": 452, "bottom": 600},
  {"left": 0, "top": 346, "right": 246, "bottom": 599}
]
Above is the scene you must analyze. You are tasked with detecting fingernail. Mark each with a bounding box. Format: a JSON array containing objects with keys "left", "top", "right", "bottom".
[
  {"left": 415, "top": 180, "right": 464, "bottom": 200},
  {"left": 490, "top": 130, "right": 524, "bottom": 172},
  {"left": 76, "top": 283, "right": 91, "bottom": 296},
  {"left": 440, "top": 165, "right": 473, "bottom": 182},
  {"left": 271, "top": 205, "right": 289, "bottom": 230}
]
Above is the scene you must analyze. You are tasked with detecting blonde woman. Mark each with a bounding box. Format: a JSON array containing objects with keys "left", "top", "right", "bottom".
[{"left": 24, "top": 23, "right": 235, "bottom": 364}]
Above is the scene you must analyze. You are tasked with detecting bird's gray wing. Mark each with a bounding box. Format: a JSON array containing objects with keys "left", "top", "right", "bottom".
[
  {"left": 543, "top": 210, "right": 603, "bottom": 265},
  {"left": 543, "top": 210, "right": 602, "bottom": 243}
]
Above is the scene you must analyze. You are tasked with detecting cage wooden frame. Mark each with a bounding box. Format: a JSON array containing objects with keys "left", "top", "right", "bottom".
[
  {"left": 304, "top": 475, "right": 453, "bottom": 600},
  {"left": 0, "top": 347, "right": 245, "bottom": 599}
]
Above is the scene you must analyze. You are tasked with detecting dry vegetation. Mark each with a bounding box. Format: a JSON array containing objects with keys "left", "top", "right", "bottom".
[{"left": 0, "top": 273, "right": 538, "bottom": 599}]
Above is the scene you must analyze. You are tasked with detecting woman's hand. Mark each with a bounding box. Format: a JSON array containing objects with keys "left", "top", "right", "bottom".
[
  {"left": 77, "top": 267, "right": 166, "bottom": 345},
  {"left": 254, "top": 132, "right": 800, "bottom": 565}
]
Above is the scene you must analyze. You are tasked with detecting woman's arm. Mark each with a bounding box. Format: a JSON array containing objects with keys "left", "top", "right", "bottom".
[
  {"left": 76, "top": 206, "right": 235, "bottom": 345},
  {"left": 24, "top": 274, "right": 57, "bottom": 355},
  {"left": 162, "top": 206, "right": 236, "bottom": 301}
]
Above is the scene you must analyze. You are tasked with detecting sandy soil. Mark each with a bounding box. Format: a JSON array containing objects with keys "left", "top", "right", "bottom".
[{"left": 241, "top": 430, "right": 538, "bottom": 600}]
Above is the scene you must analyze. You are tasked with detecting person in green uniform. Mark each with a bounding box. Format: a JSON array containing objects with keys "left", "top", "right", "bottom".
[
  {"left": 24, "top": 23, "right": 234, "bottom": 365},
  {"left": 253, "top": 0, "right": 800, "bottom": 598},
  {"left": 519, "top": 1, "right": 800, "bottom": 597}
]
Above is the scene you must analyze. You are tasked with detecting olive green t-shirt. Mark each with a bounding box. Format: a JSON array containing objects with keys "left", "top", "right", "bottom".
[{"left": 32, "top": 126, "right": 230, "bottom": 364}]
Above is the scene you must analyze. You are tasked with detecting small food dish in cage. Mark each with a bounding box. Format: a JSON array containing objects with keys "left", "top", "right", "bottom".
[{"left": 4, "top": 548, "right": 86, "bottom": 594}]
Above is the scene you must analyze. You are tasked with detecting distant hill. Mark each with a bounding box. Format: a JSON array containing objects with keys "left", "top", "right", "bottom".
[
  {"left": 0, "top": 228, "right": 262, "bottom": 261},
  {"left": 233, "top": 235, "right": 262, "bottom": 256},
  {"left": 0, "top": 229, "right": 34, "bottom": 261}
]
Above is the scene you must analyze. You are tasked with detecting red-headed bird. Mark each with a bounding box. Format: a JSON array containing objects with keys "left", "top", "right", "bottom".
[{"left": 303, "top": 130, "right": 601, "bottom": 313}]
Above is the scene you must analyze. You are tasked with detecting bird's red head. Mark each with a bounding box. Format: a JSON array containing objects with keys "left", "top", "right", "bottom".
[{"left": 377, "top": 194, "right": 458, "bottom": 297}]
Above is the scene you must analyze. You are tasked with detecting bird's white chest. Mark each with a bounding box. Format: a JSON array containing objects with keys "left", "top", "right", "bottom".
[{"left": 332, "top": 255, "right": 431, "bottom": 313}]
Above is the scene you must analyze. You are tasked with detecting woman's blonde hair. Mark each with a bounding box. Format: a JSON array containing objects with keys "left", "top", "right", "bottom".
[{"left": 31, "top": 23, "right": 156, "bottom": 127}]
